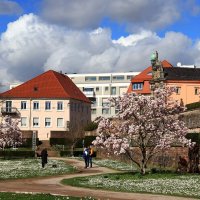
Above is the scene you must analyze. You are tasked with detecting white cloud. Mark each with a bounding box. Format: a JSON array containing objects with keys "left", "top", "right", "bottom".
[{"left": 0, "top": 13, "right": 200, "bottom": 91}]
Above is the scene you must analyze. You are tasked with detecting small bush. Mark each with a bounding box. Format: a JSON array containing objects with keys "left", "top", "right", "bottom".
[
  {"left": 21, "top": 138, "right": 40, "bottom": 148},
  {"left": 186, "top": 133, "right": 200, "bottom": 143},
  {"left": 186, "top": 102, "right": 200, "bottom": 110},
  {"left": 0, "top": 150, "right": 35, "bottom": 159},
  {"left": 50, "top": 138, "right": 69, "bottom": 146}
]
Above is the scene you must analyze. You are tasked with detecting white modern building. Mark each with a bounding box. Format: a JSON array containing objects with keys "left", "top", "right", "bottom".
[{"left": 67, "top": 72, "right": 139, "bottom": 120}]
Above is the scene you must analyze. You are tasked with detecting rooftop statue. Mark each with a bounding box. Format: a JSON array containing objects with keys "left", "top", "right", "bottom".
[{"left": 150, "top": 51, "right": 163, "bottom": 80}]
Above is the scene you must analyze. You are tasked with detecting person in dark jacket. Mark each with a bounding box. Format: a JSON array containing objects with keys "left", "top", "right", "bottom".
[{"left": 41, "top": 148, "right": 48, "bottom": 168}]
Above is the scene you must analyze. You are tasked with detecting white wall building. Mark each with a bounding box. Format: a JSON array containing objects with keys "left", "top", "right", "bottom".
[{"left": 67, "top": 72, "right": 139, "bottom": 120}]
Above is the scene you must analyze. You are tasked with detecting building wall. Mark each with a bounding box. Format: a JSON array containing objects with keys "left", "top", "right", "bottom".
[
  {"left": 0, "top": 98, "right": 91, "bottom": 140},
  {"left": 67, "top": 72, "right": 139, "bottom": 120},
  {"left": 167, "top": 82, "right": 200, "bottom": 105}
]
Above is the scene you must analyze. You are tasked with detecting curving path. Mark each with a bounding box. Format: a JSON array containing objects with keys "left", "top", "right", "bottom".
[{"left": 0, "top": 158, "right": 197, "bottom": 200}]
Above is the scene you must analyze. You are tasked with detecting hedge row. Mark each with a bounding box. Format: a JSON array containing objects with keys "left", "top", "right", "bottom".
[
  {"left": 21, "top": 138, "right": 40, "bottom": 148},
  {"left": 186, "top": 133, "right": 200, "bottom": 143},
  {"left": 0, "top": 150, "right": 35, "bottom": 159},
  {"left": 50, "top": 138, "right": 69, "bottom": 146},
  {"left": 186, "top": 101, "right": 200, "bottom": 110},
  {"left": 50, "top": 136, "right": 97, "bottom": 148}
]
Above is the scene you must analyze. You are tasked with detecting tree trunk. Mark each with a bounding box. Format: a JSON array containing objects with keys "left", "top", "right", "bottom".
[
  {"left": 188, "top": 144, "right": 200, "bottom": 173},
  {"left": 141, "top": 147, "right": 147, "bottom": 175},
  {"left": 141, "top": 162, "right": 146, "bottom": 175}
]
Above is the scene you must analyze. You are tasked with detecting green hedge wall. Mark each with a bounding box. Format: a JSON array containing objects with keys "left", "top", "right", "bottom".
[
  {"left": 21, "top": 138, "right": 40, "bottom": 148},
  {"left": 0, "top": 150, "right": 35, "bottom": 159},
  {"left": 50, "top": 136, "right": 96, "bottom": 148},
  {"left": 186, "top": 102, "right": 200, "bottom": 110},
  {"left": 50, "top": 138, "right": 69, "bottom": 146},
  {"left": 186, "top": 133, "right": 200, "bottom": 143}
]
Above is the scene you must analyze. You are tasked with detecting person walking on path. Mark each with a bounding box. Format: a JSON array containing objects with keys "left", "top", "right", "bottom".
[
  {"left": 41, "top": 148, "right": 48, "bottom": 168},
  {"left": 88, "top": 145, "right": 94, "bottom": 168},
  {"left": 83, "top": 147, "right": 89, "bottom": 168}
]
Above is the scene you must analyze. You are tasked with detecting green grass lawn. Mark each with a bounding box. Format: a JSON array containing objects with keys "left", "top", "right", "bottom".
[
  {"left": 0, "top": 158, "right": 76, "bottom": 179},
  {"left": 0, "top": 192, "right": 95, "bottom": 200},
  {"left": 62, "top": 172, "right": 200, "bottom": 199},
  {"left": 92, "top": 159, "right": 136, "bottom": 171}
]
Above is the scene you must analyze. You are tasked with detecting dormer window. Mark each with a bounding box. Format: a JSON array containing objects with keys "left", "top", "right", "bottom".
[{"left": 132, "top": 83, "right": 143, "bottom": 90}]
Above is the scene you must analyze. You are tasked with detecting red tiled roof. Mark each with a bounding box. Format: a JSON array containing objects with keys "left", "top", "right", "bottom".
[
  {"left": 0, "top": 70, "right": 90, "bottom": 103},
  {"left": 127, "top": 60, "right": 173, "bottom": 94}
]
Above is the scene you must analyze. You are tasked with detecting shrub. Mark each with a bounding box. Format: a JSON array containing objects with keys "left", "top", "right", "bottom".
[
  {"left": 0, "top": 150, "right": 35, "bottom": 159},
  {"left": 21, "top": 138, "right": 40, "bottom": 148},
  {"left": 50, "top": 138, "right": 69, "bottom": 146},
  {"left": 186, "top": 133, "right": 200, "bottom": 143},
  {"left": 186, "top": 102, "right": 200, "bottom": 110}
]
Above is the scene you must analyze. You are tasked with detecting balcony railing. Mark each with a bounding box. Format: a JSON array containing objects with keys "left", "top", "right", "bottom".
[
  {"left": 1, "top": 107, "right": 19, "bottom": 115},
  {"left": 83, "top": 91, "right": 95, "bottom": 97}
]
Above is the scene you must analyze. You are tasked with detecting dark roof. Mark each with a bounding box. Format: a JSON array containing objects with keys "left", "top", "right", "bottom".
[
  {"left": 0, "top": 70, "right": 90, "bottom": 103},
  {"left": 164, "top": 67, "right": 200, "bottom": 80}
]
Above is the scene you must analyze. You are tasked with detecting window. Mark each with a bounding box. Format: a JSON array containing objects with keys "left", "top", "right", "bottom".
[
  {"left": 57, "top": 118, "right": 63, "bottom": 127},
  {"left": 99, "top": 76, "right": 110, "bottom": 81},
  {"left": 5, "top": 101, "right": 12, "bottom": 112},
  {"left": 45, "top": 101, "right": 51, "bottom": 110},
  {"left": 127, "top": 75, "right": 133, "bottom": 80},
  {"left": 33, "top": 101, "right": 39, "bottom": 110},
  {"left": 85, "top": 76, "right": 97, "bottom": 81},
  {"left": 45, "top": 118, "right": 51, "bottom": 127},
  {"left": 112, "top": 75, "right": 124, "bottom": 80},
  {"left": 21, "top": 117, "right": 27, "bottom": 127},
  {"left": 91, "top": 109, "right": 96, "bottom": 114},
  {"left": 175, "top": 87, "right": 181, "bottom": 95},
  {"left": 83, "top": 87, "right": 94, "bottom": 92},
  {"left": 33, "top": 117, "right": 39, "bottom": 127},
  {"left": 57, "top": 101, "right": 63, "bottom": 110},
  {"left": 132, "top": 83, "right": 143, "bottom": 90},
  {"left": 102, "top": 108, "right": 109, "bottom": 114},
  {"left": 102, "top": 98, "right": 109, "bottom": 107},
  {"left": 111, "top": 87, "right": 116, "bottom": 95},
  {"left": 105, "top": 87, "right": 109, "bottom": 91},
  {"left": 115, "top": 109, "right": 119, "bottom": 114},
  {"left": 195, "top": 87, "right": 199, "bottom": 95},
  {"left": 21, "top": 101, "right": 27, "bottom": 110},
  {"left": 96, "top": 87, "right": 99, "bottom": 92}
]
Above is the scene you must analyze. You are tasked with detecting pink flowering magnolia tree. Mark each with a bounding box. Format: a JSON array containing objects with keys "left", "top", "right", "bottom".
[
  {"left": 93, "top": 88, "right": 191, "bottom": 174},
  {"left": 0, "top": 115, "right": 22, "bottom": 149}
]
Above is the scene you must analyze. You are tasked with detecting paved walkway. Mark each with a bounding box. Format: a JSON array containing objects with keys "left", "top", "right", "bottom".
[{"left": 0, "top": 158, "right": 197, "bottom": 200}]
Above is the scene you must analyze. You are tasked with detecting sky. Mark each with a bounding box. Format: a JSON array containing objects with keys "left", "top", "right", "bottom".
[{"left": 1, "top": 0, "right": 200, "bottom": 90}]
